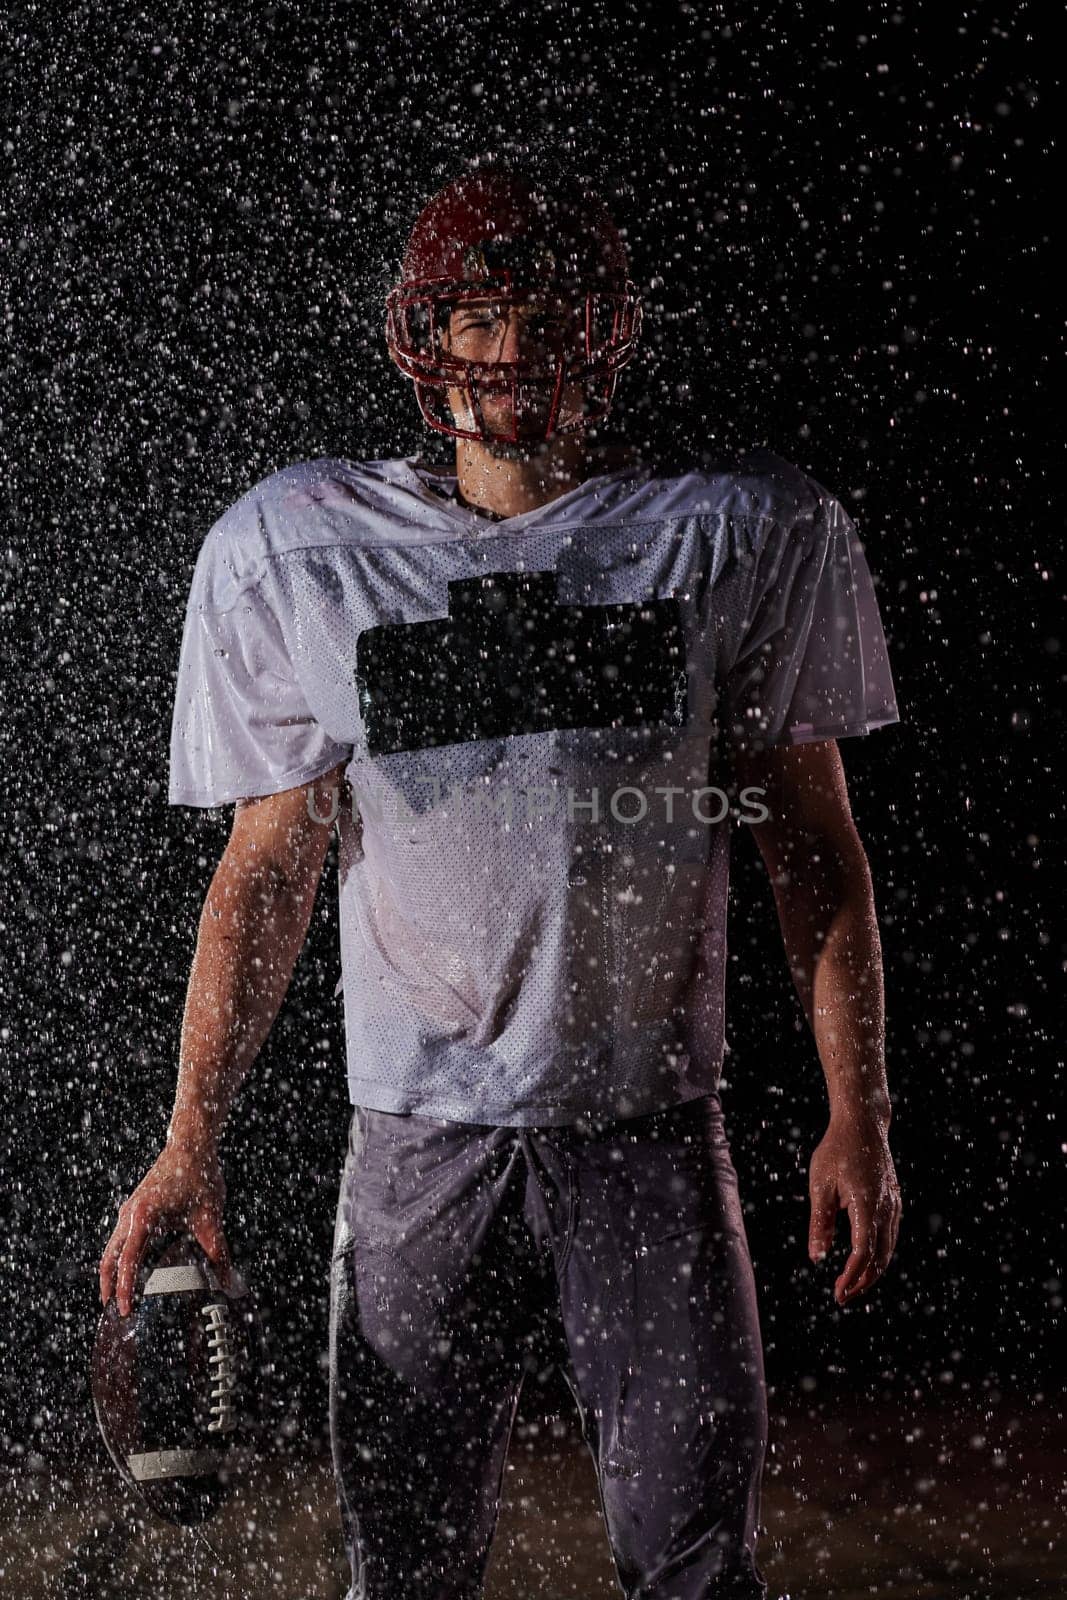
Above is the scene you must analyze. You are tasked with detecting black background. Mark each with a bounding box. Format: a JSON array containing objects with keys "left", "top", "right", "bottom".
[{"left": 1, "top": 0, "right": 1061, "bottom": 1467}]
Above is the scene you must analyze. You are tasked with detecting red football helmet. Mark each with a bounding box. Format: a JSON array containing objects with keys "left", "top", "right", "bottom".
[{"left": 385, "top": 169, "right": 643, "bottom": 444}]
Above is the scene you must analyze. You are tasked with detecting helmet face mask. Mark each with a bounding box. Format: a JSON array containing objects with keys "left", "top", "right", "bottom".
[
  {"left": 385, "top": 172, "right": 642, "bottom": 446},
  {"left": 387, "top": 276, "right": 641, "bottom": 444}
]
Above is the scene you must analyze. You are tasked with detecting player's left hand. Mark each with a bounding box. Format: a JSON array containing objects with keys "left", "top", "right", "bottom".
[{"left": 807, "top": 1109, "right": 902, "bottom": 1306}]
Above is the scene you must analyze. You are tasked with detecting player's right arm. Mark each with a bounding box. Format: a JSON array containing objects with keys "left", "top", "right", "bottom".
[{"left": 99, "top": 760, "right": 347, "bottom": 1316}]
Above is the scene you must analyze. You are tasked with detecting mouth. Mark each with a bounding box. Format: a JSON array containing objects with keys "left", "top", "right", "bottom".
[
  {"left": 482, "top": 393, "right": 544, "bottom": 430},
  {"left": 455, "top": 378, "right": 586, "bottom": 440}
]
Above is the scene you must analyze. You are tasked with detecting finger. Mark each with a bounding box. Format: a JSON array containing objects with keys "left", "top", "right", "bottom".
[
  {"left": 100, "top": 1207, "right": 138, "bottom": 1304},
  {"left": 874, "top": 1207, "right": 896, "bottom": 1275},
  {"left": 99, "top": 1227, "right": 127, "bottom": 1306},
  {"left": 835, "top": 1203, "right": 878, "bottom": 1303},
  {"left": 808, "top": 1185, "right": 839, "bottom": 1262},
  {"left": 835, "top": 1241, "right": 875, "bottom": 1303},
  {"left": 191, "top": 1211, "right": 232, "bottom": 1292},
  {"left": 848, "top": 1207, "right": 897, "bottom": 1296},
  {"left": 115, "top": 1213, "right": 153, "bottom": 1318}
]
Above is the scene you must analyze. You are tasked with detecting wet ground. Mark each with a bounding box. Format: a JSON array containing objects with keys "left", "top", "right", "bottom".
[{"left": 5, "top": 1391, "right": 1063, "bottom": 1598}]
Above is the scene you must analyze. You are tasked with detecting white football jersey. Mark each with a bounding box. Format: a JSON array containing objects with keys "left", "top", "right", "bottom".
[{"left": 168, "top": 450, "right": 900, "bottom": 1125}]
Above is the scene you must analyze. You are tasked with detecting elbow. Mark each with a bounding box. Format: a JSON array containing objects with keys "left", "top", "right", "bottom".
[{"left": 768, "top": 822, "right": 871, "bottom": 901}]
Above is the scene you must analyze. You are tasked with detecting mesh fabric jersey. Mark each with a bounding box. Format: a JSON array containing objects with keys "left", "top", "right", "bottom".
[{"left": 168, "top": 451, "right": 900, "bottom": 1126}]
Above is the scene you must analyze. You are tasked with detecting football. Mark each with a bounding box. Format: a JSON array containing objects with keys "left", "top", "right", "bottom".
[{"left": 91, "top": 1231, "right": 270, "bottom": 1525}]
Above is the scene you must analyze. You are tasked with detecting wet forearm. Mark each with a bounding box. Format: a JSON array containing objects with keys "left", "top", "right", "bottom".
[
  {"left": 168, "top": 858, "right": 316, "bottom": 1150},
  {"left": 770, "top": 844, "right": 892, "bottom": 1126}
]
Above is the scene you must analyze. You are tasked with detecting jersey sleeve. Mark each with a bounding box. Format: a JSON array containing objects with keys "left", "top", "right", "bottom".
[
  {"left": 167, "top": 522, "right": 351, "bottom": 808},
  {"left": 718, "top": 490, "right": 901, "bottom": 751}
]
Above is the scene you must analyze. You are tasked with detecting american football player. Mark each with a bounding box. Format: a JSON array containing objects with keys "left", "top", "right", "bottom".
[{"left": 100, "top": 162, "right": 903, "bottom": 1599}]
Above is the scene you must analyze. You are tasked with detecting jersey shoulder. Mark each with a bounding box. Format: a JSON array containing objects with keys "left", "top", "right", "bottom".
[
  {"left": 642, "top": 447, "right": 837, "bottom": 528},
  {"left": 204, "top": 454, "right": 413, "bottom": 543},
  {"left": 188, "top": 456, "right": 420, "bottom": 609}
]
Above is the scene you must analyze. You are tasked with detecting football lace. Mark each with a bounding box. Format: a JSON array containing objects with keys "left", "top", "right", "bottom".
[{"left": 201, "top": 1302, "right": 239, "bottom": 1433}]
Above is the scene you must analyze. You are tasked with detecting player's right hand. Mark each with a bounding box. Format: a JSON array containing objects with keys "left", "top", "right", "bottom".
[{"left": 99, "top": 1142, "right": 232, "bottom": 1318}]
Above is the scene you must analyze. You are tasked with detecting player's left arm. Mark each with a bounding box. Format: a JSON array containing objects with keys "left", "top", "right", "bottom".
[{"left": 732, "top": 737, "right": 903, "bottom": 1307}]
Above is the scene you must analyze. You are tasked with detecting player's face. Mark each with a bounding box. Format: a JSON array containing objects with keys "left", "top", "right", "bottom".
[{"left": 440, "top": 294, "right": 590, "bottom": 444}]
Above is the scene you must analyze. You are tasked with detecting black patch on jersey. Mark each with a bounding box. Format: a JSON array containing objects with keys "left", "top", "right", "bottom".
[{"left": 355, "top": 570, "right": 689, "bottom": 756}]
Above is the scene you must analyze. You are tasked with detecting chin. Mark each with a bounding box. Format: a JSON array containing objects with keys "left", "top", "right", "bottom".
[{"left": 479, "top": 408, "right": 588, "bottom": 457}]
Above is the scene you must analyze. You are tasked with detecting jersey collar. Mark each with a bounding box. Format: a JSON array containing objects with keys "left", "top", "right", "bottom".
[{"left": 402, "top": 454, "right": 647, "bottom": 532}]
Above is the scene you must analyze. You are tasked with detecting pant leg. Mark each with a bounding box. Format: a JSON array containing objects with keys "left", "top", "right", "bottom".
[
  {"left": 329, "top": 1105, "right": 549, "bottom": 1600},
  {"left": 548, "top": 1095, "right": 770, "bottom": 1599}
]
